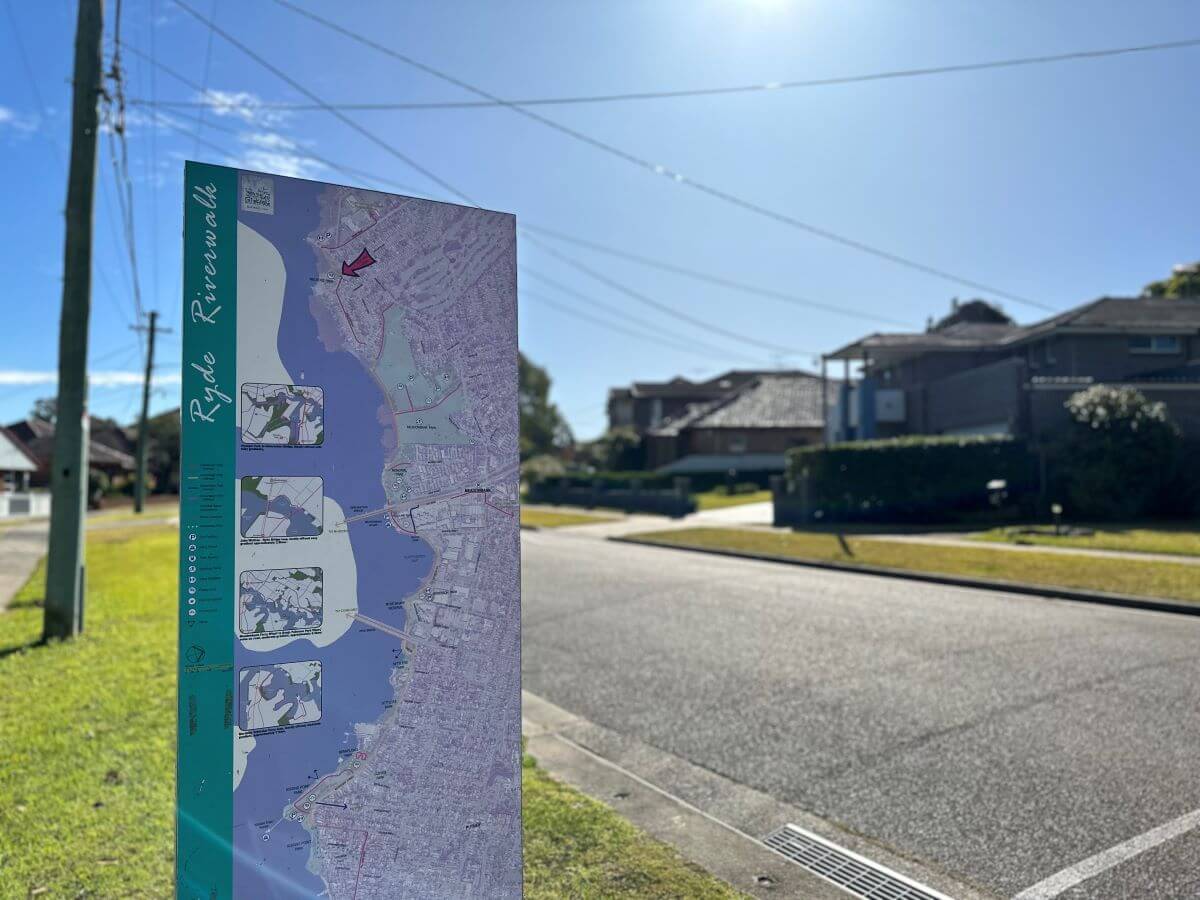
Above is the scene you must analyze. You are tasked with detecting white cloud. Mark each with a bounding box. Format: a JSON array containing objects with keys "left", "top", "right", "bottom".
[
  {"left": 226, "top": 130, "right": 326, "bottom": 179},
  {"left": 0, "top": 371, "right": 182, "bottom": 388},
  {"left": 0, "top": 106, "right": 41, "bottom": 135},
  {"left": 198, "top": 89, "right": 290, "bottom": 127}
]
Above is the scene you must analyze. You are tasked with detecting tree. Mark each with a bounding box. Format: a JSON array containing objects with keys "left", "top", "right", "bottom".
[
  {"left": 519, "top": 353, "right": 572, "bottom": 460},
  {"left": 1142, "top": 262, "right": 1200, "bottom": 299},
  {"left": 31, "top": 397, "right": 57, "bottom": 424},
  {"left": 582, "top": 427, "right": 644, "bottom": 471},
  {"left": 1058, "top": 385, "right": 1180, "bottom": 519},
  {"left": 145, "top": 408, "right": 181, "bottom": 494}
]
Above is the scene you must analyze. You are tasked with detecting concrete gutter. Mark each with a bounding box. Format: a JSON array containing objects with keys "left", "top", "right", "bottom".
[
  {"left": 609, "top": 535, "right": 1200, "bottom": 619},
  {"left": 523, "top": 690, "right": 995, "bottom": 900}
]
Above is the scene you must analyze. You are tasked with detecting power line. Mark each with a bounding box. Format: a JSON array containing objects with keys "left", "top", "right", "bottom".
[
  {"left": 147, "top": 0, "right": 161, "bottom": 319},
  {"left": 120, "top": 42, "right": 428, "bottom": 195},
  {"left": 167, "top": 0, "right": 815, "bottom": 358},
  {"left": 173, "top": 0, "right": 477, "bottom": 205},
  {"left": 269, "top": 0, "right": 1053, "bottom": 313},
  {"left": 129, "top": 34, "right": 1200, "bottom": 111},
  {"left": 521, "top": 289, "right": 768, "bottom": 365},
  {"left": 140, "top": 86, "right": 922, "bottom": 336},
  {"left": 525, "top": 233, "right": 808, "bottom": 356},
  {"left": 521, "top": 223, "right": 915, "bottom": 328},
  {"left": 192, "top": 0, "right": 220, "bottom": 161},
  {"left": 104, "top": 0, "right": 147, "bottom": 326},
  {"left": 152, "top": 102, "right": 804, "bottom": 359},
  {"left": 520, "top": 272, "right": 766, "bottom": 362}
]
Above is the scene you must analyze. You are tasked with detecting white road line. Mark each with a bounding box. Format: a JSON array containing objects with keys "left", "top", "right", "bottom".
[{"left": 1013, "top": 808, "right": 1200, "bottom": 899}]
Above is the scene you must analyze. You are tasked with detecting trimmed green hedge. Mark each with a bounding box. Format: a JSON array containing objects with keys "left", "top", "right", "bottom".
[{"left": 786, "top": 435, "right": 1038, "bottom": 523}]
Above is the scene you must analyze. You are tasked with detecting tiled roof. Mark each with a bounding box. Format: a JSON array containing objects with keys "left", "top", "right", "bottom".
[
  {"left": 3, "top": 418, "right": 136, "bottom": 471},
  {"left": 829, "top": 297, "right": 1200, "bottom": 360},
  {"left": 688, "top": 373, "right": 833, "bottom": 430}
]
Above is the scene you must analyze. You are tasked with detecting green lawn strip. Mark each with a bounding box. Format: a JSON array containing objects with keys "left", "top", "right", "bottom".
[
  {"left": 0, "top": 526, "right": 740, "bottom": 898},
  {"left": 523, "top": 752, "right": 746, "bottom": 899},
  {"left": 971, "top": 524, "right": 1200, "bottom": 559},
  {"left": 0, "top": 526, "right": 178, "bottom": 898},
  {"left": 624, "top": 527, "right": 1200, "bottom": 604},
  {"left": 522, "top": 508, "right": 619, "bottom": 528},
  {"left": 692, "top": 490, "right": 772, "bottom": 511}
]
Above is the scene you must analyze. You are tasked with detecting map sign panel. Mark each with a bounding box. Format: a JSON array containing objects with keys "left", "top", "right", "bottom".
[
  {"left": 239, "top": 567, "right": 324, "bottom": 636},
  {"left": 241, "top": 382, "right": 325, "bottom": 446},
  {"left": 178, "top": 163, "right": 521, "bottom": 899}
]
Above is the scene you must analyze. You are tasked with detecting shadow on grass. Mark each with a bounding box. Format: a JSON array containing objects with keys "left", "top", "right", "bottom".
[{"left": 0, "top": 637, "right": 47, "bottom": 659}]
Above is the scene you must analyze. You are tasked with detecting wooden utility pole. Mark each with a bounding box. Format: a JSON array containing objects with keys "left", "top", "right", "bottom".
[
  {"left": 45, "top": 0, "right": 104, "bottom": 641},
  {"left": 132, "top": 311, "right": 171, "bottom": 513}
]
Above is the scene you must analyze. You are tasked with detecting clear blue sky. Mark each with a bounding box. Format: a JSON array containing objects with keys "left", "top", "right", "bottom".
[{"left": 3, "top": 0, "right": 1199, "bottom": 438}]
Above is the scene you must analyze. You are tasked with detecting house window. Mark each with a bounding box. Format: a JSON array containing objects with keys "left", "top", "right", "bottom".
[
  {"left": 1128, "top": 335, "right": 1181, "bottom": 354},
  {"left": 728, "top": 434, "right": 748, "bottom": 454}
]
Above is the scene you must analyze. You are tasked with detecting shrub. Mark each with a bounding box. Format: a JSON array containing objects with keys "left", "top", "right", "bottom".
[
  {"left": 1056, "top": 385, "right": 1181, "bottom": 519},
  {"left": 787, "top": 435, "right": 1037, "bottom": 523}
]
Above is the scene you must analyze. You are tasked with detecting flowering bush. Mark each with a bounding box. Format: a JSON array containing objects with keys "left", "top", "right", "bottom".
[{"left": 1060, "top": 385, "right": 1180, "bottom": 519}]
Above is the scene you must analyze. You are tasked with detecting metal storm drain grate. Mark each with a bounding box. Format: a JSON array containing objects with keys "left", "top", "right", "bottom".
[{"left": 762, "top": 824, "right": 954, "bottom": 900}]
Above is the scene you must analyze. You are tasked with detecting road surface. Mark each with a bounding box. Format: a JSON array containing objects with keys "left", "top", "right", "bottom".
[{"left": 522, "top": 525, "right": 1200, "bottom": 898}]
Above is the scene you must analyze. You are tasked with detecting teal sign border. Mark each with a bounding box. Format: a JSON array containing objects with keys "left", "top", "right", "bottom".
[{"left": 177, "top": 161, "right": 238, "bottom": 899}]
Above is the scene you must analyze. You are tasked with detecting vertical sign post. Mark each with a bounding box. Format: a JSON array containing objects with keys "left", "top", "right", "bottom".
[{"left": 178, "top": 164, "right": 521, "bottom": 898}]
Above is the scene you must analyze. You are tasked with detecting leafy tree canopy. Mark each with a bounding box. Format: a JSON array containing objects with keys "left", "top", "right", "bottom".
[
  {"left": 1142, "top": 262, "right": 1200, "bottom": 299},
  {"left": 519, "top": 353, "right": 572, "bottom": 461}
]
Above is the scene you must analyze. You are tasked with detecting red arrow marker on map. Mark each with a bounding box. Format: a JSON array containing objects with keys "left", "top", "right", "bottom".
[{"left": 341, "top": 248, "right": 376, "bottom": 277}]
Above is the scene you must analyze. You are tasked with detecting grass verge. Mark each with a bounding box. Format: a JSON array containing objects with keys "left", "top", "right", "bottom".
[
  {"left": 521, "top": 507, "right": 619, "bottom": 528},
  {"left": 0, "top": 526, "right": 739, "bottom": 898},
  {"left": 692, "top": 490, "right": 772, "bottom": 511},
  {"left": 971, "top": 523, "right": 1200, "bottom": 558},
  {"left": 623, "top": 527, "right": 1200, "bottom": 604}
]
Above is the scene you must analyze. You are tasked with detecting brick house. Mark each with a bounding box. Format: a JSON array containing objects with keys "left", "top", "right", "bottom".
[
  {"left": 824, "top": 296, "right": 1200, "bottom": 442},
  {"left": 606, "top": 370, "right": 770, "bottom": 435},
  {"left": 4, "top": 417, "right": 137, "bottom": 487},
  {"left": 643, "top": 372, "right": 835, "bottom": 475}
]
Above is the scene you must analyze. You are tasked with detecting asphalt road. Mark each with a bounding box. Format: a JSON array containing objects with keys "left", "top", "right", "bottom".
[{"left": 521, "top": 527, "right": 1200, "bottom": 899}]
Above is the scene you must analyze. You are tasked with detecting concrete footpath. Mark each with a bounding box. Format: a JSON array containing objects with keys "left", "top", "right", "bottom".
[
  {"left": 0, "top": 521, "right": 49, "bottom": 613},
  {"left": 0, "top": 511, "right": 179, "bottom": 613}
]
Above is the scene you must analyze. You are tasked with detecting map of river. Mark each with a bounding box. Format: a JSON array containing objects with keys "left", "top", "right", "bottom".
[{"left": 230, "top": 174, "right": 520, "bottom": 898}]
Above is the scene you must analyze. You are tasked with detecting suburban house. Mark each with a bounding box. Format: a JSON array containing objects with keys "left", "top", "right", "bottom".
[
  {"left": 0, "top": 428, "right": 38, "bottom": 491},
  {"left": 641, "top": 371, "right": 836, "bottom": 476},
  {"left": 607, "top": 370, "right": 770, "bottom": 435},
  {"left": 5, "top": 416, "right": 137, "bottom": 487},
  {"left": 0, "top": 428, "right": 45, "bottom": 518},
  {"left": 824, "top": 295, "right": 1200, "bottom": 442}
]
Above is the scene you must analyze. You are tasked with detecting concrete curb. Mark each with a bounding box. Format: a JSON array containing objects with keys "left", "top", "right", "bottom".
[
  {"left": 523, "top": 690, "right": 995, "bottom": 900},
  {"left": 609, "top": 535, "right": 1200, "bottom": 618}
]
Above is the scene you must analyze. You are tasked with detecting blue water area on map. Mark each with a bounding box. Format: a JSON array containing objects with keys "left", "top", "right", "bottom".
[
  {"left": 239, "top": 483, "right": 322, "bottom": 537},
  {"left": 234, "top": 179, "right": 434, "bottom": 898},
  {"left": 239, "top": 664, "right": 323, "bottom": 731}
]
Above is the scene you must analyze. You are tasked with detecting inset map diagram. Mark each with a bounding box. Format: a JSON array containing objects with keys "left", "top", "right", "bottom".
[
  {"left": 240, "top": 476, "right": 323, "bottom": 538},
  {"left": 239, "top": 661, "right": 322, "bottom": 732},
  {"left": 239, "top": 567, "right": 324, "bottom": 636},
  {"left": 240, "top": 383, "right": 324, "bottom": 446}
]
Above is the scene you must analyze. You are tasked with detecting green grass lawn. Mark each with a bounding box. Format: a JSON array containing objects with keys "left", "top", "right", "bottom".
[
  {"left": 971, "top": 523, "right": 1200, "bottom": 558},
  {"left": 692, "top": 489, "right": 773, "bottom": 511},
  {"left": 0, "top": 526, "right": 739, "bottom": 899},
  {"left": 624, "top": 526, "right": 1200, "bottom": 604},
  {"left": 521, "top": 507, "right": 619, "bottom": 528}
]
